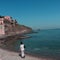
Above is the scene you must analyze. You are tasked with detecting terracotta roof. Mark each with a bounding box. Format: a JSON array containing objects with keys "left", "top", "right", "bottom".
[{"left": 4, "top": 16, "right": 11, "bottom": 20}]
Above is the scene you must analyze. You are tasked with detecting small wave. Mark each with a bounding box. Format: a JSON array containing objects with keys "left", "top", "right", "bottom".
[
  {"left": 34, "top": 47, "right": 49, "bottom": 51},
  {"left": 42, "top": 47, "right": 49, "bottom": 49},
  {"left": 34, "top": 48, "right": 40, "bottom": 51}
]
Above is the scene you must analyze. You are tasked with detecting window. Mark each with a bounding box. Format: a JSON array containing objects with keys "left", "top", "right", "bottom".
[{"left": 0, "top": 25, "right": 2, "bottom": 29}]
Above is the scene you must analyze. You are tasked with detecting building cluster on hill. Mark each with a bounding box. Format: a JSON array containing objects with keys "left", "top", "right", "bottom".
[{"left": 0, "top": 16, "right": 32, "bottom": 35}]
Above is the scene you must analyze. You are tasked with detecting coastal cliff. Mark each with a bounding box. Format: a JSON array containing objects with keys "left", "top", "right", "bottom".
[
  {"left": 15, "top": 24, "right": 32, "bottom": 34},
  {"left": 0, "top": 16, "right": 32, "bottom": 44},
  {"left": 0, "top": 16, "right": 32, "bottom": 35}
]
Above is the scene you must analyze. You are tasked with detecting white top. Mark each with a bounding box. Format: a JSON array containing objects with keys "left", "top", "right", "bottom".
[{"left": 20, "top": 44, "right": 24, "bottom": 51}]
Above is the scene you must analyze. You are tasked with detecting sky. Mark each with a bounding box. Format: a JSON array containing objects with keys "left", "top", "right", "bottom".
[{"left": 0, "top": 0, "right": 60, "bottom": 29}]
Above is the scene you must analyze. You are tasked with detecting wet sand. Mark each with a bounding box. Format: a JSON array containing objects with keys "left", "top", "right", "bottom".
[
  {"left": 0, "top": 43, "right": 56, "bottom": 60},
  {"left": 0, "top": 48, "right": 55, "bottom": 60}
]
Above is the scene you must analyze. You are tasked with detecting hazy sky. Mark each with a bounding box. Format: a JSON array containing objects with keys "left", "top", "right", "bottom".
[{"left": 0, "top": 0, "right": 60, "bottom": 29}]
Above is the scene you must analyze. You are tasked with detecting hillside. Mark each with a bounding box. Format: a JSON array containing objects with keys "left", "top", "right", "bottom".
[
  {"left": 0, "top": 16, "right": 32, "bottom": 35},
  {"left": 15, "top": 24, "right": 32, "bottom": 34}
]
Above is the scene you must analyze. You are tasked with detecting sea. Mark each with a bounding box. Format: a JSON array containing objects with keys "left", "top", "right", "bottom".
[{"left": 13, "top": 29, "right": 60, "bottom": 59}]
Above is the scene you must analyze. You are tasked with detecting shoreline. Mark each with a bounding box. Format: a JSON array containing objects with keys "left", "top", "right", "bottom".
[
  {"left": 0, "top": 45, "right": 56, "bottom": 60},
  {"left": 0, "top": 35, "right": 58, "bottom": 60},
  {"left": 0, "top": 48, "right": 55, "bottom": 60},
  {"left": 25, "top": 51, "right": 57, "bottom": 60},
  {"left": 0, "top": 39, "right": 57, "bottom": 60}
]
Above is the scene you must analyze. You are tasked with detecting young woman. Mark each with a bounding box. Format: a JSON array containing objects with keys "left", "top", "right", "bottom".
[{"left": 19, "top": 42, "right": 25, "bottom": 58}]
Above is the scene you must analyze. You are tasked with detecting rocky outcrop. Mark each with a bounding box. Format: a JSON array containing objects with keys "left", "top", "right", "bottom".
[{"left": 15, "top": 24, "right": 32, "bottom": 34}]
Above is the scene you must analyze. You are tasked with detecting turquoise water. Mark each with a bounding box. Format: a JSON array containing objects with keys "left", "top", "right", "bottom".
[{"left": 14, "top": 29, "right": 60, "bottom": 58}]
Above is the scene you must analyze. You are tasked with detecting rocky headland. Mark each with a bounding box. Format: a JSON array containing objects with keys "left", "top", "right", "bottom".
[{"left": 0, "top": 16, "right": 32, "bottom": 45}]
